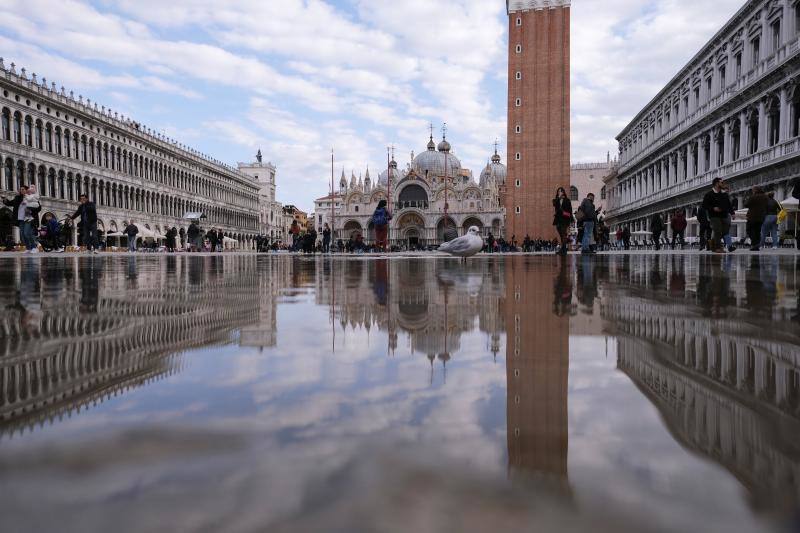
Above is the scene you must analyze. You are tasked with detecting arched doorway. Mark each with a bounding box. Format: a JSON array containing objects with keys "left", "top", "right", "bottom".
[
  {"left": 343, "top": 220, "right": 363, "bottom": 240},
  {"left": 461, "top": 217, "right": 483, "bottom": 236},
  {"left": 397, "top": 212, "right": 425, "bottom": 250}
]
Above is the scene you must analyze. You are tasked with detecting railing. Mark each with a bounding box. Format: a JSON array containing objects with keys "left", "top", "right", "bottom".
[
  {"left": 607, "top": 136, "right": 800, "bottom": 216},
  {"left": 394, "top": 201, "right": 428, "bottom": 211}
]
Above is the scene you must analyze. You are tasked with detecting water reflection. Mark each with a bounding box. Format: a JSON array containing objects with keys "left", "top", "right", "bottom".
[{"left": 0, "top": 254, "right": 797, "bottom": 531}]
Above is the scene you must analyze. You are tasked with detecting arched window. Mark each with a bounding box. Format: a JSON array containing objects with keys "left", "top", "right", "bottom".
[
  {"left": 34, "top": 120, "right": 42, "bottom": 149},
  {"left": 569, "top": 186, "right": 579, "bottom": 201},
  {"left": 12, "top": 112, "right": 21, "bottom": 143},
  {"left": 600, "top": 186, "right": 606, "bottom": 200},
  {"left": 1, "top": 108, "right": 9, "bottom": 141},
  {"left": 45, "top": 123, "right": 53, "bottom": 152},
  {"left": 23, "top": 116, "right": 32, "bottom": 146}
]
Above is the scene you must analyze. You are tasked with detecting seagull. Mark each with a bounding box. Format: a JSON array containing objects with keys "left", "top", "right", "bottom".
[{"left": 438, "top": 226, "right": 484, "bottom": 260}]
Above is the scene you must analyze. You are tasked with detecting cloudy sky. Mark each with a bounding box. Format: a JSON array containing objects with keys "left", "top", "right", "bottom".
[{"left": 0, "top": 0, "right": 744, "bottom": 211}]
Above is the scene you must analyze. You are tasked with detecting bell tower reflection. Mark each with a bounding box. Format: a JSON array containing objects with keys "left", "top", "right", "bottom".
[{"left": 505, "top": 258, "right": 570, "bottom": 485}]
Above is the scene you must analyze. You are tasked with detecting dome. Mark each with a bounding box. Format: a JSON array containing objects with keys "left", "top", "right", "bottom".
[
  {"left": 413, "top": 135, "right": 462, "bottom": 179},
  {"left": 378, "top": 159, "right": 403, "bottom": 186},
  {"left": 479, "top": 148, "right": 506, "bottom": 187}
]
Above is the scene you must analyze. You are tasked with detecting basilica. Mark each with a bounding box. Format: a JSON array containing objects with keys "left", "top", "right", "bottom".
[{"left": 314, "top": 133, "right": 507, "bottom": 248}]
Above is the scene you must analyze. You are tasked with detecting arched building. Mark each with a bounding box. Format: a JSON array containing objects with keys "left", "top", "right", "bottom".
[
  {"left": 0, "top": 61, "right": 261, "bottom": 249},
  {"left": 314, "top": 133, "right": 506, "bottom": 248}
]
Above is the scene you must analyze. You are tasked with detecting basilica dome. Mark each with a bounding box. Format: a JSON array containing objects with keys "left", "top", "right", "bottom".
[
  {"left": 413, "top": 135, "right": 462, "bottom": 179},
  {"left": 479, "top": 149, "right": 506, "bottom": 187},
  {"left": 378, "top": 159, "right": 403, "bottom": 186}
]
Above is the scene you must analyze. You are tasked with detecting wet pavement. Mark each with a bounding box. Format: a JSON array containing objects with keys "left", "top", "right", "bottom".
[{"left": 0, "top": 254, "right": 798, "bottom": 533}]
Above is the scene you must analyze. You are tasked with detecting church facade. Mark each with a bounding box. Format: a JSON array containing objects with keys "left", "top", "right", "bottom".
[{"left": 314, "top": 133, "right": 507, "bottom": 248}]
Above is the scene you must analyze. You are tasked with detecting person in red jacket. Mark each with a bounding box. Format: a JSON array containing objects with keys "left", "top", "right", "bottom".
[{"left": 670, "top": 210, "right": 688, "bottom": 248}]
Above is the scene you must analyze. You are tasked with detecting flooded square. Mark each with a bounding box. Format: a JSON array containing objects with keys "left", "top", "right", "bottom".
[{"left": 0, "top": 254, "right": 799, "bottom": 532}]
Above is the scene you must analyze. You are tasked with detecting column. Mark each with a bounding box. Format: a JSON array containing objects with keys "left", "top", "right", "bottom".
[
  {"left": 739, "top": 111, "right": 749, "bottom": 157},
  {"left": 779, "top": 86, "right": 789, "bottom": 142},
  {"left": 698, "top": 137, "right": 707, "bottom": 174},
  {"left": 723, "top": 121, "right": 731, "bottom": 166},
  {"left": 669, "top": 153, "right": 676, "bottom": 184},
  {"left": 677, "top": 149, "right": 685, "bottom": 181},
  {"left": 687, "top": 142, "right": 695, "bottom": 178},
  {"left": 758, "top": 100, "right": 767, "bottom": 150}
]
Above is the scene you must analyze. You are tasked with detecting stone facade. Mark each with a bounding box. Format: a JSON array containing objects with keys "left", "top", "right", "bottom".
[
  {"left": 506, "top": 0, "right": 571, "bottom": 239},
  {"left": 606, "top": 0, "right": 800, "bottom": 239},
  {"left": 315, "top": 134, "right": 506, "bottom": 248},
  {"left": 0, "top": 60, "right": 262, "bottom": 249},
  {"left": 238, "top": 152, "right": 284, "bottom": 241},
  {"left": 570, "top": 156, "right": 615, "bottom": 209}
]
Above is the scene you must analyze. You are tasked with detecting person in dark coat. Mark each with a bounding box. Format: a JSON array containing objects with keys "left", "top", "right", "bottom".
[
  {"left": 70, "top": 193, "right": 99, "bottom": 252},
  {"left": 651, "top": 213, "right": 665, "bottom": 250},
  {"left": 701, "top": 178, "right": 732, "bottom": 253},
  {"left": 187, "top": 221, "right": 200, "bottom": 252},
  {"left": 2, "top": 185, "right": 28, "bottom": 229},
  {"left": 207, "top": 228, "right": 219, "bottom": 252},
  {"left": 578, "top": 193, "right": 600, "bottom": 253},
  {"left": 166, "top": 227, "right": 177, "bottom": 252},
  {"left": 552, "top": 187, "right": 573, "bottom": 256},
  {"left": 123, "top": 221, "right": 139, "bottom": 252},
  {"left": 761, "top": 192, "right": 781, "bottom": 249},
  {"left": 322, "top": 223, "right": 331, "bottom": 253},
  {"left": 697, "top": 204, "right": 711, "bottom": 251},
  {"left": 744, "top": 186, "right": 769, "bottom": 251}
]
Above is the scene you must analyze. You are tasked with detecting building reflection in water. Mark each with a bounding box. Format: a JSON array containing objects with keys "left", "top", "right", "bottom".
[
  {"left": 0, "top": 256, "right": 263, "bottom": 438},
  {"left": 601, "top": 254, "right": 800, "bottom": 511}
]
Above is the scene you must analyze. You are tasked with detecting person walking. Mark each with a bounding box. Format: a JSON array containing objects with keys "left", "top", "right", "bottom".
[
  {"left": 621, "top": 226, "right": 631, "bottom": 250},
  {"left": 578, "top": 193, "right": 599, "bottom": 254},
  {"left": 697, "top": 204, "right": 712, "bottom": 251},
  {"left": 70, "top": 193, "right": 98, "bottom": 253},
  {"left": 371, "top": 200, "right": 391, "bottom": 252},
  {"left": 651, "top": 213, "right": 665, "bottom": 250},
  {"left": 3, "top": 185, "right": 28, "bottom": 245},
  {"left": 207, "top": 227, "right": 219, "bottom": 252},
  {"left": 670, "top": 211, "right": 687, "bottom": 249},
  {"left": 322, "top": 223, "right": 331, "bottom": 253},
  {"left": 744, "top": 186, "right": 769, "bottom": 251},
  {"left": 187, "top": 220, "right": 200, "bottom": 252},
  {"left": 552, "top": 187, "right": 573, "bottom": 256},
  {"left": 20, "top": 185, "right": 41, "bottom": 253},
  {"left": 166, "top": 227, "right": 177, "bottom": 252},
  {"left": 289, "top": 220, "right": 300, "bottom": 250},
  {"left": 124, "top": 221, "right": 139, "bottom": 252},
  {"left": 761, "top": 191, "right": 780, "bottom": 249},
  {"left": 702, "top": 178, "right": 733, "bottom": 253}
]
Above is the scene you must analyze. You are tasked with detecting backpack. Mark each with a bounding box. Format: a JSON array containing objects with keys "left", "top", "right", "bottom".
[
  {"left": 575, "top": 208, "right": 586, "bottom": 223},
  {"left": 372, "top": 208, "right": 387, "bottom": 227}
]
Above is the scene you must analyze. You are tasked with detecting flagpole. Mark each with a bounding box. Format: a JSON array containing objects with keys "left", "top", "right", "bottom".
[{"left": 330, "top": 148, "right": 335, "bottom": 247}]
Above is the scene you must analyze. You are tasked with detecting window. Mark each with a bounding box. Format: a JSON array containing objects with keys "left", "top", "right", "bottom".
[
  {"left": 589, "top": 174, "right": 595, "bottom": 180},
  {"left": 735, "top": 52, "right": 742, "bottom": 77},
  {"left": 772, "top": 20, "right": 781, "bottom": 52},
  {"left": 569, "top": 186, "right": 579, "bottom": 201},
  {"left": 515, "top": 44, "right": 522, "bottom": 53},
  {"left": 515, "top": 98, "right": 521, "bottom": 107},
  {"left": 719, "top": 66, "right": 726, "bottom": 91},
  {"left": 515, "top": 179, "right": 521, "bottom": 187},
  {"left": 516, "top": 17, "right": 522, "bottom": 26},
  {"left": 515, "top": 125, "right": 521, "bottom": 133},
  {"left": 600, "top": 186, "right": 606, "bottom": 200},
  {"left": 515, "top": 152, "right": 521, "bottom": 160},
  {"left": 694, "top": 88, "right": 700, "bottom": 108},
  {"left": 706, "top": 78, "right": 712, "bottom": 98},
  {"left": 515, "top": 71, "right": 522, "bottom": 80},
  {"left": 752, "top": 36, "right": 760, "bottom": 67},
  {"left": 515, "top": 206, "right": 521, "bottom": 214}
]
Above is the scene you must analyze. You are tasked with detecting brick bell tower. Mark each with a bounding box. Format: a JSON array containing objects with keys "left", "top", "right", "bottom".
[{"left": 506, "top": 0, "right": 570, "bottom": 239}]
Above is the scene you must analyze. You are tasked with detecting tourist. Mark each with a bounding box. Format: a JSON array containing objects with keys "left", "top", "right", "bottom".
[
  {"left": 761, "top": 192, "right": 780, "bottom": 250},
  {"left": 70, "top": 193, "right": 98, "bottom": 253},
  {"left": 207, "top": 228, "right": 219, "bottom": 252},
  {"left": 124, "top": 221, "right": 139, "bottom": 252},
  {"left": 3, "top": 185, "right": 28, "bottom": 239},
  {"left": 166, "top": 227, "right": 177, "bottom": 252},
  {"left": 744, "top": 186, "right": 768, "bottom": 251},
  {"left": 552, "top": 187, "right": 572, "bottom": 256},
  {"left": 322, "top": 223, "right": 331, "bottom": 253},
  {"left": 371, "top": 200, "right": 391, "bottom": 252},
  {"left": 670, "top": 211, "right": 687, "bottom": 248},
  {"left": 187, "top": 220, "right": 200, "bottom": 252},
  {"left": 697, "top": 204, "right": 711, "bottom": 251},
  {"left": 621, "top": 226, "right": 631, "bottom": 250},
  {"left": 578, "top": 192, "right": 599, "bottom": 254},
  {"left": 721, "top": 182, "right": 737, "bottom": 252},
  {"left": 217, "top": 230, "right": 225, "bottom": 252},
  {"left": 702, "top": 178, "right": 732, "bottom": 253},
  {"left": 289, "top": 220, "right": 300, "bottom": 250},
  {"left": 486, "top": 231, "right": 495, "bottom": 253},
  {"left": 650, "top": 213, "right": 665, "bottom": 250},
  {"left": 20, "top": 185, "right": 41, "bottom": 253},
  {"left": 39, "top": 213, "right": 63, "bottom": 252}
]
